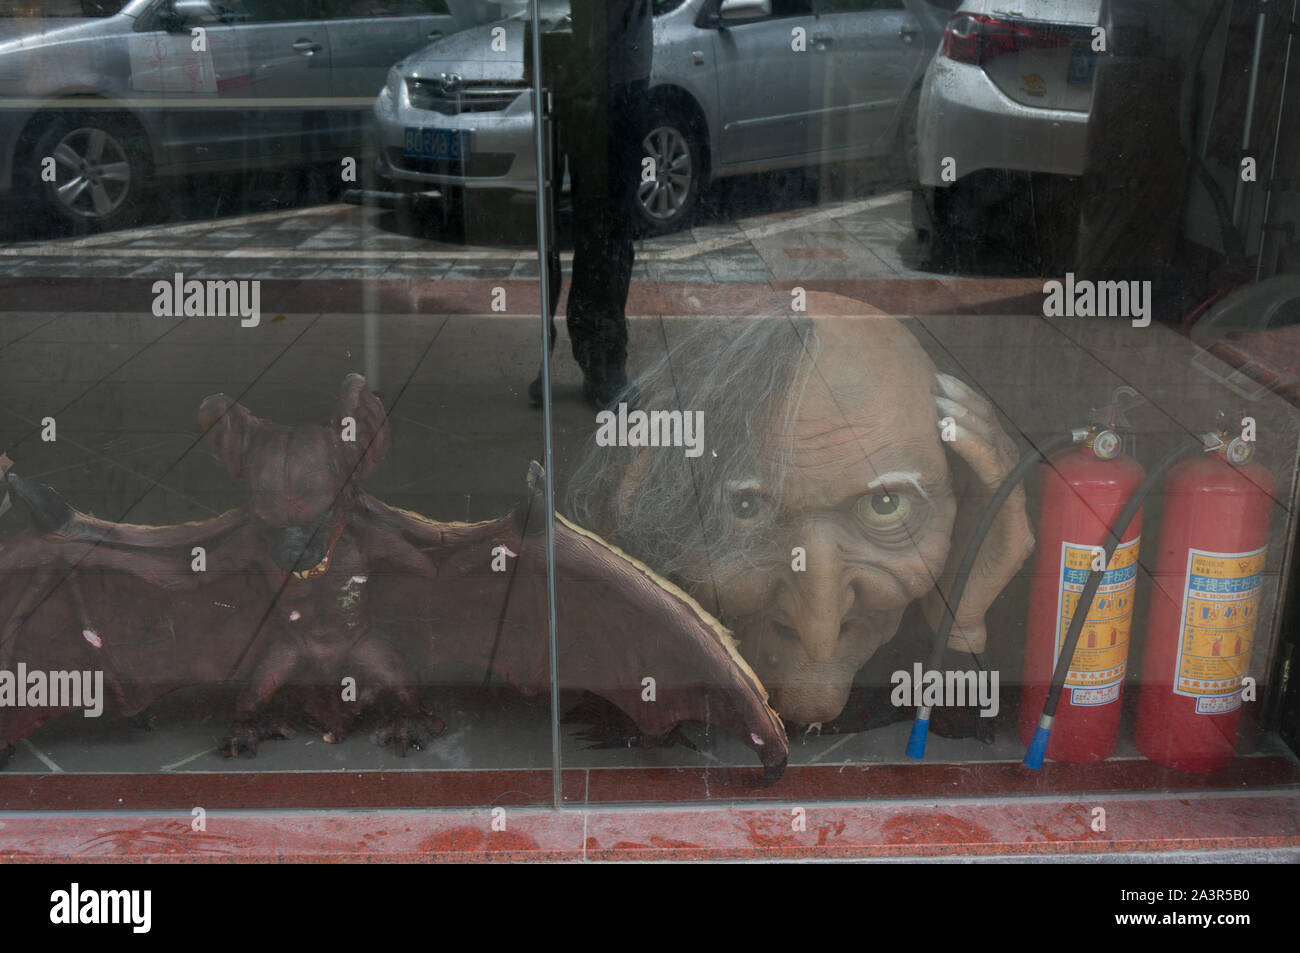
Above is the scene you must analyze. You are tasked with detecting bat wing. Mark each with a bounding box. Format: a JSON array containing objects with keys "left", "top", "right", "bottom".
[
  {"left": 0, "top": 473, "right": 272, "bottom": 753},
  {"left": 361, "top": 463, "right": 788, "bottom": 779}
]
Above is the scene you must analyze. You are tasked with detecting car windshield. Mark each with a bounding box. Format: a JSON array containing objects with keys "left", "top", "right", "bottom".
[{"left": 0, "top": 0, "right": 130, "bottom": 15}]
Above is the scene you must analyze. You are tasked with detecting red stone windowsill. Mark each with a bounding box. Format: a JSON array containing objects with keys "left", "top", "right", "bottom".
[
  {"left": 1, "top": 792, "right": 1297, "bottom": 862},
  {"left": 2, "top": 757, "right": 1298, "bottom": 861}
]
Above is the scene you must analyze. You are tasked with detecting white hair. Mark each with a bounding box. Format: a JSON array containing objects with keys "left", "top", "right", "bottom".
[{"left": 566, "top": 315, "right": 823, "bottom": 583}]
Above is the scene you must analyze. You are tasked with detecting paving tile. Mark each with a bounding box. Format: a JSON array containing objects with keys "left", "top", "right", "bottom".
[
  {"left": 298, "top": 234, "right": 367, "bottom": 249},
  {"left": 127, "top": 258, "right": 219, "bottom": 278},
  {"left": 646, "top": 261, "right": 714, "bottom": 282},
  {"left": 382, "top": 259, "right": 454, "bottom": 280},
  {"left": 705, "top": 262, "right": 775, "bottom": 283},
  {"left": 0, "top": 338, "right": 146, "bottom": 382},
  {"left": 105, "top": 341, "right": 284, "bottom": 387},
  {"left": 508, "top": 258, "right": 542, "bottom": 279},
  {"left": 441, "top": 262, "right": 519, "bottom": 281},
  {"left": 7, "top": 258, "right": 94, "bottom": 277},
  {"left": 26, "top": 312, "right": 184, "bottom": 343},
  {"left": 0, "top": 312, "right": 62, "bottom": 346},
  {"left": 312, "top": 262, "right": 395, "bottom": 280}
]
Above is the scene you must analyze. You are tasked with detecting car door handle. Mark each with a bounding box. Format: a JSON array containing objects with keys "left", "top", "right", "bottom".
[
  {"left": 899, "top": 26, "right": 919, "bottom": 42},
  {"left": 292, "top": 39, "right": 321, "bottom": 55},
  {"left": 812, "top": 33, "right": 833, "bottom": 46},
  {"left": 427, "top": 30, "right": 444, "bottom": 39}
]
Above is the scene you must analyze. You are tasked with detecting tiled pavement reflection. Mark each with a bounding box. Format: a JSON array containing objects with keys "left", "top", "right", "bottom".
[{"left": 0, "top": 190, "right": 932, "bottom": 283}]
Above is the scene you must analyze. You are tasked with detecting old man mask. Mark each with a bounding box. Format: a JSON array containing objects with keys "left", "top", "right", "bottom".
[{"left": 567, "top": 309, "right": 1033, "bottom": 728}]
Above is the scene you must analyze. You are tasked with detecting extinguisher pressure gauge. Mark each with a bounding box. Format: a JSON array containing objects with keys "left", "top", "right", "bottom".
[
  {"left": 1224, "top": 436, "right": 1254, "bottom": 465},
  {"left": 1091, "top": 429, "right": 1122, "bottom": 460},
  {"left": 1200, "top": 430, "right": 1255, "bottom": 466}
]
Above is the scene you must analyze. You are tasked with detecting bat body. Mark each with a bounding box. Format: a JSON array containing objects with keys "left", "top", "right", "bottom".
[{"left": 0, "top": 376, "right": 787, "bottom": 779}]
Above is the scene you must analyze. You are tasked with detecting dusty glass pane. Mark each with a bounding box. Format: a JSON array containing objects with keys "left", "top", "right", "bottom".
[
  {"left": 547, "top": 0, "right": 1300, "bottom": 804},
  {"left": 0, "top": 0, "right": 555, "bottom": 808}
]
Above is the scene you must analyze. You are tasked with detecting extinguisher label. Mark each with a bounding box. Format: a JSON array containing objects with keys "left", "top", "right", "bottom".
[
  {"left": 1056, "top": 537, "right": 1140, "bottom": 705},
  {"left": 1173, "top": 547, "right": 1265, "bottom": 712}
]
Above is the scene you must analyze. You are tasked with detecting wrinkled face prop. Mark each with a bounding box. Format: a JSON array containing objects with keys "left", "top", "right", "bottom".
[
  {"left": 569, "top": 312, "right": 1031, "bottom": 729},
  {"left": 688, "top": 319, "right": 955, "bottom": 724}
]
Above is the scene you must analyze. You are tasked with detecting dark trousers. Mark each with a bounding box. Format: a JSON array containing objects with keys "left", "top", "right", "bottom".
[{"left": 546, "top": 79, "right": 647, "bottom": 383}]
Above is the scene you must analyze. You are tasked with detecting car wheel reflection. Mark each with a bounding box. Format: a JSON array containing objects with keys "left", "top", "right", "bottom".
[
  {"left": 31, "top": 114, "right": 149, "bottom": 231},
  {"left": 50, "top": 127, "right": 132, "bottom": 220},
  {"left": 638, "top": 115, "right": 699, "bottom": 234}
]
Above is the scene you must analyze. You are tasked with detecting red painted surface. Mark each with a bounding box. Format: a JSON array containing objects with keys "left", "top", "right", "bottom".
[{"left": 1, "top": 793, "right": 1296, "bottom": 862}]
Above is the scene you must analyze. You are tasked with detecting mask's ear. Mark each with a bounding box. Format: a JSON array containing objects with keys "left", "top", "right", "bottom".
[
  {"left": 336, "top": 373, "right": 390, "bottom": 480},
  {"left": 198, "top": 394, "right": 262, "bottom": 479}
]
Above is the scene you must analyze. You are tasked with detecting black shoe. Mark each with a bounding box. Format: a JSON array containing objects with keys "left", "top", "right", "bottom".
[
  {"left": 583, "top": 374, "right": 640, "bottom": 412},
  {"left": 528, "top": 371, "right": 544, "bottom": 408}
]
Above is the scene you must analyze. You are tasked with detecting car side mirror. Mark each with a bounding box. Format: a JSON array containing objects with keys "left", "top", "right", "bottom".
[
  {"left": 160, "top": 0, "right": 222, "bottom": 31},
  {"left": 719, "top": 0, "right": 771, "bottom": 20}
]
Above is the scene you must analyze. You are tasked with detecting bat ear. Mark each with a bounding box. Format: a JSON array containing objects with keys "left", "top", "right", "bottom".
[
  {"left": 337, "top": 373, "right": 390, "bottom": 479},
  {"left": 198, "top": 394, "right": 261, "bottom": 479}
]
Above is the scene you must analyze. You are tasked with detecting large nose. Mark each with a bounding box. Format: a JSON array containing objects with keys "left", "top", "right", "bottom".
[{"left": 777, "top": 520, "right": 854, "bottom": 664}]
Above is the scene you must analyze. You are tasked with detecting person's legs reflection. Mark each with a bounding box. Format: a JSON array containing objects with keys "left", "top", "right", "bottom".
[
  {"left": 530, "top": 0, "right": 651, "bottom": 412},
  {"left": 565, "top": 80, "right": 645, "bottom": 409}
]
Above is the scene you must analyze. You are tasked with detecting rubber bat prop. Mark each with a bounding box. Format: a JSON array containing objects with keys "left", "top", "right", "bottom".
[{"left": 0, "top": 374, "right": 787, "bottom": 779}]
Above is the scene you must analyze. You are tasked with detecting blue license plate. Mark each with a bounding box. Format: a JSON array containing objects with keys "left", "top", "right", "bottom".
[
  {"left": 403, "top": 127, "right": 469, "bottom": 162},
  {"left": 1068, "top": 44, "right": 1095, "bottom": 85}
]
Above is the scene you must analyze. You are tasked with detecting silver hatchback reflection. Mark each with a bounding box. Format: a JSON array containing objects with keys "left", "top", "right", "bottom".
[
  {"left": 374, "top": 0, "right": 947, "bottom": 233},
  {"left": 0, "top": 0, "right": 489, "bottom": 230}
]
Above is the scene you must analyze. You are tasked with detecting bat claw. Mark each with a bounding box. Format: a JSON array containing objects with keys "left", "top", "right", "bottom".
[
  {"left": 762, "top": 756, "right": 788, "bottom": 787},
  {"left": 219, "top": 718, "right": 298, "bottom": 758},
  {"left": 565, "top": 694, "right": 707, "bottom": 754},
  {"left": 370, "top": 712, "right": 444, "bottom": 756}
]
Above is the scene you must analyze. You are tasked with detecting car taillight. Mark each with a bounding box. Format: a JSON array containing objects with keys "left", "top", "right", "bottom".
[{"left": 941, "top": 12, "right": 1066, "bottom": 67}]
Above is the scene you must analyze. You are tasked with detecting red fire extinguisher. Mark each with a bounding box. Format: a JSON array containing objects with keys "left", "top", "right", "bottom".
[
  {"left": 1020, "top": 428, "right": 1144, "bottom": 763},
  {"left": 1135, "top": 434, "right": 1274, "bottom": 771}
]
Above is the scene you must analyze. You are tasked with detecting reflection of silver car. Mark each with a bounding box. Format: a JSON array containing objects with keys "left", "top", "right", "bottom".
[
  {"left": 0, "top": 0, "right": 490, "bottom": 229},
  {"left": 374, "top": 0, "right": 947, "bottom": 233},
  {"left": 912, "top": 0, "right": 1103, "bottom": 257}
]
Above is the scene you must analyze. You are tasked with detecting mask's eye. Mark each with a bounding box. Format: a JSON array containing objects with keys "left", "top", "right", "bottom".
[
  {"left": 727, "top": 485, "right": 771, "bottom": 526},
  {"left": 854, "top": 491, "right": 912, "bottom": 532}
]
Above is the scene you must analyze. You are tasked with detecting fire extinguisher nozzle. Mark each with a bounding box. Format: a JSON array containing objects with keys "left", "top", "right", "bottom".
[
  {"left": 1024, "top": 726, "right": 1051, "bottom": 770},
  {"left": 905, "top": 714, "right": 930, "bottom": 760}
]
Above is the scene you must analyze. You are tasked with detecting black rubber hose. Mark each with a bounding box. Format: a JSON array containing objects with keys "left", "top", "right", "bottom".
[
  {"left": 905, "top": 430, "right": 1078, "bottom": 758},
  {"left": 1023, "top": 437, "right": 1204, "bottom": 768}
]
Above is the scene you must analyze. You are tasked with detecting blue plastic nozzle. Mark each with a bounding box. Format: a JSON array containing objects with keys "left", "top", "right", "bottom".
[{"left": 905, "top": 712, "right": 930, "bottom": 760}]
